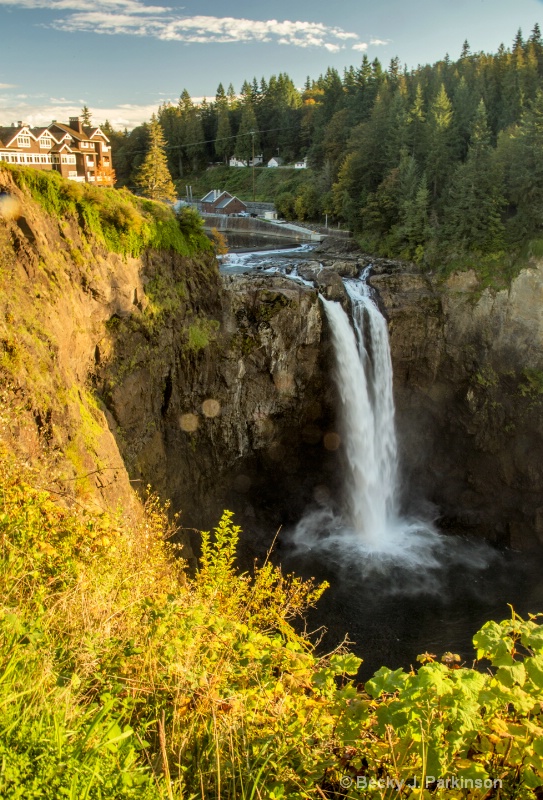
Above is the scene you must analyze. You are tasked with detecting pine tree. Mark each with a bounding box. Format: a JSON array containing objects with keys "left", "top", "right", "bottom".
[
  {"left": 444, "top": 100, "right": 505, "bottom": 252},
  {"left": 426, "top": 83, "right": 455, "bottom": 197},
  {"left": 215, "top": 100, "right": 232, "bottom": 164},
  {"left": 135, "top": 115, "right": 176, "bottom": 202},
  {"left": 406, "top": 84, "right": 426, "bottom": 162},
  {"left": 234, "top": 102, "right": 260, "bottom": 163},
  {"left": 505, "top": 89, "right": 543, "bottom": 239},
  {"left": 81, "top": 105, "right": 92, "bottom": 126},
  {"left": 178, "top": 90, "right": 205, "bottom": 173}
]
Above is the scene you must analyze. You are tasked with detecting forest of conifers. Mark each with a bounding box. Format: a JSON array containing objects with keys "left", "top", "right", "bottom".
[{"left": 108, "top": 25, "right": 543, "bottom": 269}]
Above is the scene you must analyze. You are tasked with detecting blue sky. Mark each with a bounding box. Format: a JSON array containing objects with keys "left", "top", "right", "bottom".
[{"left": 0, "top": 0, "right": 541, "bottom": 129}]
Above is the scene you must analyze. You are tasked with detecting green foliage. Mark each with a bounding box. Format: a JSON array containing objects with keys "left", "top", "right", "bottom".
[
  {"left": 108, "top": 26, "right": 543, "bottom": 274},
  {"left": 1, "top": 447, "right": 543, "bottom": 798},
  {"left": 189, "top": 164, "right": 313, "bottom": 204},
  {"left": 186, "top": 317, "right": 220, "bottom": 352},
  {"left": 6, "top": 165, "right": 210, "bottom": 258},
  {"left": 135, "top": 114, "right": 176, "bottom": 202},
  {"left": 519, "top": 368, "right": 543, "bottom": 396}
]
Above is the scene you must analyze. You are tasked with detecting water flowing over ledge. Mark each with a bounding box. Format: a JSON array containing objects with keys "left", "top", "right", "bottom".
[{"left": 291, "top": 268, "right": 494, "bottom": 586}]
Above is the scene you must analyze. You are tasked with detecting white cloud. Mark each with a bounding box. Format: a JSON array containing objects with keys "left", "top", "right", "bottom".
[
  {"left": 352, "top": 43, "right": 368, "bottom": 52},
  {"left": 0, "top": 97, "right": 162, "bottom": 128},
  {"left": 0, "top": 0, "right": 367, "bottom": 51},
  {"left": 370, "top": 37, "right": 389, "bottom": 46},
  {"left": 0, "top": 83, "right": 18, "bottom": 89}
]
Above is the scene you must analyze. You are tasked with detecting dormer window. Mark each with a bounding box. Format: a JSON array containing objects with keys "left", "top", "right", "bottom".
[
  {"left": 40, "top": 137, "right": 52, "bottom": 149},
  {"left": 17, "top": 136, "right": 31, "bottom": 147}
]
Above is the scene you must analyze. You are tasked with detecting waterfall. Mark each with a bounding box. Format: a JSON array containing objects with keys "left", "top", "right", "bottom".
[
  {"left": 320, "top": 274, "right": 399, "bottom": 547},
  {"left": 292, "top": 268, "right": 461, "bottom": 575}
]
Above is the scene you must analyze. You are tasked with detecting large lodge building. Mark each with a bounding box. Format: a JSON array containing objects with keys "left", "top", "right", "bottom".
[{"left": 0, "top": 117, "right": 114, "bottom": 185}]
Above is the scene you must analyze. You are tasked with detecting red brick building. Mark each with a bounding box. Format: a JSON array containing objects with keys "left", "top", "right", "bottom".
[
  {"left": 201, "top": 189, "right": 247, "bottom": 215},
  {"left": 0, "top": 117, "right": 114, "bottom": 185}
]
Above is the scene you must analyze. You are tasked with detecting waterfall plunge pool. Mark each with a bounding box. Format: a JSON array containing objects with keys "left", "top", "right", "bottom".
[{"left": 222, "top": 243, "right": 543, "bottom": 680}]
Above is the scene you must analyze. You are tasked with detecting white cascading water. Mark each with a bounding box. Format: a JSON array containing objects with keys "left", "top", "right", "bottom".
[
  {"left": 293, "top": 267, "right": 468, "bottom": 577},
  {"left": 320, "top": 273, "right": 399, "bottom": 547}
]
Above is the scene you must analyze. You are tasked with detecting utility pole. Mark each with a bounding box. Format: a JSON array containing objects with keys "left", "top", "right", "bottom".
[{"left": 251, "top": 130, "right": 256, "bottom": 202}]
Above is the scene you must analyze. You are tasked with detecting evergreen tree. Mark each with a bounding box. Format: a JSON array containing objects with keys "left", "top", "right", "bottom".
[
  {"left": 504, "top": 89, "right": 543, "bottom": 239},
  {"left": 215, "top": 89, "right": 232, "bottom": 164},
  {"left": 135, "top": 115, "right": 176, "bottom": 202},
  {"left": 426, "top": 83, "right": 455, "bottom": 197},
  {"left": 234, "top": 102, "right": 260, "bottom": 163},
  {"left": 406, "top": 84, "right": 427, "bottom": 162},
  {"left": 81, "top": 105, "right": 92, "bottom": 126},
  {"left": 444, "top": 100, "right": 505, "bottom": 252}
]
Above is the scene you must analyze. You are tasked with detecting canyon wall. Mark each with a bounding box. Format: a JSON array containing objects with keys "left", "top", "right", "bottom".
[
  {"left": 2, "top": 165, "right": 541, "bottom": 554},
  {"left": 371, "top": 263, "right": 543, "bottom": 548}
]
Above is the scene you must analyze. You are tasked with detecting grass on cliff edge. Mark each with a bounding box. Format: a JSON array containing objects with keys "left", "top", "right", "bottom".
[
  {"left": 2, "top": 446, "right": 543, "bottom": 798},
  {"left": 4, "top": 164, "right": 211, "bottom": 258}
]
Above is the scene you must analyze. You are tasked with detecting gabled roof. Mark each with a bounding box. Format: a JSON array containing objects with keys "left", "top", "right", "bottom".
[
  {"left": 268, "top": 156, "right": 284, "bottom": 165},
  {"left": 49, "top": 121, "right": 91, "bottom": 142},
  {"left": 32, "top": 128, "right": 60, "bottom": 143},
  {"left": 84, "top": 126, "right": 110, "bottom": 142},
  {"left": 0, "top": 126, "right": 35, "bottom": 147},
  {"left": 51, "top": 141, "right": 74, "bottom": 153},
  {"left": 201, "top": 189, "right": 224, "bottom": 203},
  {"left": 215, "top": 194, "right": 246, "bottom": 210},
  {"left": 202, "top": 189, "right": 234, "bottom": 205}
]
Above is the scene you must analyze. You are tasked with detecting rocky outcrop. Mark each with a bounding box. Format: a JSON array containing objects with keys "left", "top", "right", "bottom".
[
  {"left": 1, "top": 168, "right": 340, "bottom": 563},
  {"left": 371, "top": 264, "right": 543, "bottom": 549},
  {"left": 99, "top": 271, "right": 339, "bottom": 559}
]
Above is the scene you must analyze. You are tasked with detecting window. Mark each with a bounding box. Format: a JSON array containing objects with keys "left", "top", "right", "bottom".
[
  {"left": 40, "top": 138, "right": 52, "bottom": 149},
  {"left": 17, "top": 136, "right": 31, "bottom": 147},
  {"left": 61, "top": 154, "right": 76, "bottom": 164},
  {"left": 26, "top": 155, "right": 33, "bottom": 163}
]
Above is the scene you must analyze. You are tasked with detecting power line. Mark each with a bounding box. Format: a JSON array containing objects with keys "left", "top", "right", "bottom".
[{"left": 122, "top": 126, "right": 289, "bottom": 156}]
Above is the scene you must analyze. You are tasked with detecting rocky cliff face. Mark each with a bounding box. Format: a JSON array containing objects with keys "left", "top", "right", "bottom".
[
  {"left": 99, "top": 271, "right": 339, "bottom": 560},
  {"left": 1, "top": 168, "right": 338, "bottom": 564},
  {"left": 3, "top": 165, "right": 541, "bottom": 554},
  {"left": 371, "top": 263, "right": 543, "bottom": 549}
]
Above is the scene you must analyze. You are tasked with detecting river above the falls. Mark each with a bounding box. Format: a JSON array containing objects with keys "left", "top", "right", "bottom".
[{"left": 220, "top": 242, "right": 543, "bottom": 680}]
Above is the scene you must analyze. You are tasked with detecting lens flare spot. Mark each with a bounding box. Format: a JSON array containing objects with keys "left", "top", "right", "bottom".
[
  {"left": 323, "top": 432, "right": 341, "bottom": 451},
  {"left": 0, "top": 192, "right": 21, "bottom": 220},
  {"left": 180, "top": 413, "right": 199, "bottom": 432},
  {"left": 202, "top": 398, "right": 221, "bottom": 418}
]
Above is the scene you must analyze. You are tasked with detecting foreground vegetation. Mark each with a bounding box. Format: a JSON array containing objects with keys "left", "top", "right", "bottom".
[{"left": 1, "top": 443, "right": 543, "bottom": 799}]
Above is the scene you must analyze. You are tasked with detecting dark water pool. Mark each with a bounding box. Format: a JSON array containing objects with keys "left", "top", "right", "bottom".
[{"left": 282, "top": 539, "right": 543, "bottom": 680}]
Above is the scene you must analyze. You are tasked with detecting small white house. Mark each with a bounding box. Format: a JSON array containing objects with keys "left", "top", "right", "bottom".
[
  {"left": 229, "top": 156, "right": 247, "bottom": 168},
  {"left": 294, "top": 158, "right": 308, "bottom": 169},
  {"left": 267, "top": 156, "right": 284, "bottom": 168},
  {"left": 229, "top": 154, "right": 263, "bottom": 168}
]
